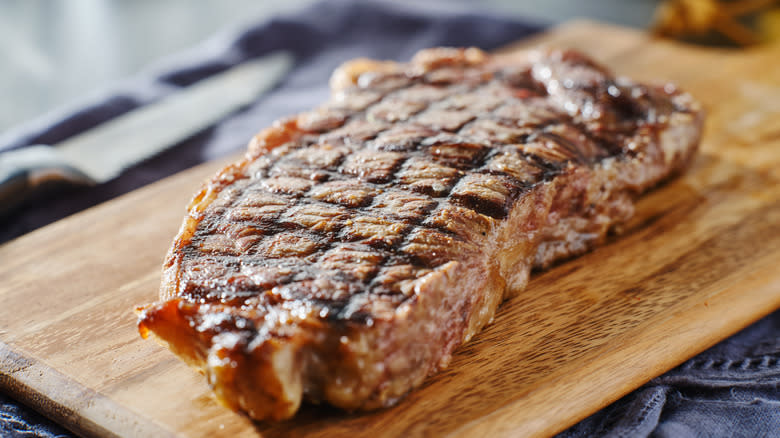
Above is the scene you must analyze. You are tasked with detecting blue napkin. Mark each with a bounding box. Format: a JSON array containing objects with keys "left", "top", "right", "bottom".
[{"left": 1, "top": 1, "right": 778, "bottom": 437}]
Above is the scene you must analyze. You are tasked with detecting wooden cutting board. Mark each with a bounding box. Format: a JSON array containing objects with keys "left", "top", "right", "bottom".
[{"left": 2, "top": 20, "right": 780, "bottom": 438}]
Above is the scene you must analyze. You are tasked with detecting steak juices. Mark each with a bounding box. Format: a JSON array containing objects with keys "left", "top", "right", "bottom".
[{"left": 137, "top": 47, "right": 703, "bottom": 420}]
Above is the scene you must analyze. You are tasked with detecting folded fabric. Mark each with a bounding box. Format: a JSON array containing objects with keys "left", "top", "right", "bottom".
[
  {"left": 1, "top": 1, "right": 777, "bottom": 437},
  {"left": 560, "top": 312, "right": 780, "bottom": 437}
]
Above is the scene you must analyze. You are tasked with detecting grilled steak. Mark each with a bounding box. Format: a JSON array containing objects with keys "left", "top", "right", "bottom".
[{"left": 137, "top": 47, "right": 703, "bottom": 421}]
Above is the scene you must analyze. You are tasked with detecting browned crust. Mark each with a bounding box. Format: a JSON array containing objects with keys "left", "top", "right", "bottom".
[{"left": 137, "top": 47, "right": 703, "bottom": 421}]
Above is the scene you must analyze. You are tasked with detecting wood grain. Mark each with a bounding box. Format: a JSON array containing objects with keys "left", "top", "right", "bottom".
[{"left": 2, "top": 20, "right": 780, "bottom": 438}]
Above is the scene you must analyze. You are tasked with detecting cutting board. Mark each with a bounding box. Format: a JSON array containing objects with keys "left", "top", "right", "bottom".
[{"left": 2, "top": 20, "right": 780, "bottom": 438}]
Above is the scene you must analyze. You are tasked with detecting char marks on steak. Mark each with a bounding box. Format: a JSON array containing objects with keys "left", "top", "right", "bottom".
[{"left": 137, "top": 47, "right": 703, "bottom": 420}]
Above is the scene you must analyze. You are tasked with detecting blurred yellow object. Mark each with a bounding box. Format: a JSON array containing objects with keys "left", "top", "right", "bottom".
[
  {"left": 654, "top": 0, "right": 720, "bottom": 35},
  {"left": 653, "top": 0, "right": 780, "bottom": 46},
  {"left": 757, "top": 7, "right": 780, "bottom": 39}
]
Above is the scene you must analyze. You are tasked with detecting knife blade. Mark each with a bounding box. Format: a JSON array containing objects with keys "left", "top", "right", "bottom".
[{"left": 0, "top": 51, "right": 293, "bottom": 218}]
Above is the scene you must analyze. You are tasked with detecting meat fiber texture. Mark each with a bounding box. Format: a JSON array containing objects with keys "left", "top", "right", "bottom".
[{"left": 137, "top": 47, "right": 704, "bottom": 421}]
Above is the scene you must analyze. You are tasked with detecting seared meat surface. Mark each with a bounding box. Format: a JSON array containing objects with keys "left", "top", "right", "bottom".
[{"left": 137, "top": 47, "right": 703, "bottom": 421}]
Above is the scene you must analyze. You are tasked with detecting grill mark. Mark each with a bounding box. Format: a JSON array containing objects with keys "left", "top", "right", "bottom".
[
  {"left": 354, "top": 255, "right": 387, "bottom": 289},
  {"left": 449, "top": 176, "right": 523, "bottom": 219},
  {"left": 477, "top": 168, "right": 531, "bottom": 200},
  {"left": 366, "top": 190, "right": 443, "bottom": 272},
  {"left": 439, "top": 134, "right": 503, "bottom": 215},
  {"left": 475, "top": 147, "right": 504, "bottom": 169},
  {"left": 522, "top": 151, "right": 566, "bottom": 180},
  {"left": 178, "top": 49, "right": 678, "bottom": 321},
  {"left": 385, "top": 138, "right": 498, "bottom": 268},
  {"left": 536, "top": 131, "right": 588, "bottom": 164},
  {"left": 575, "top": 122, "right": 627, "bottom": 156}
]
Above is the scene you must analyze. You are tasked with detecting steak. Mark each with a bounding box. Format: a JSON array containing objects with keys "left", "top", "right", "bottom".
[{"left": 136, "top": 47, "right": 703, "bottom": 421}]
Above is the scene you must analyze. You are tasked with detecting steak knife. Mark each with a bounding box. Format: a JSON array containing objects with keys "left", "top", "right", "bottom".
[{"left": 0, "top": 51, "right": 293, "bottom": 218}]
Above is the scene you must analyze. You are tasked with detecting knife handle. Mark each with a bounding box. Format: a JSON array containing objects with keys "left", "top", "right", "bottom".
[{"left": 0, "top": 145, "right": 95, "bottom": 219}]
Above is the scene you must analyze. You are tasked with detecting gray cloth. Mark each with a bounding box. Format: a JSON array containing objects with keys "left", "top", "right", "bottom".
[
  {"left": 560, "top": 313, "right": 780, "bottom": 437},
  {"left": 1, "top": 1, "right": 778, "bottom": 437},
  {"left": 0, "top": 395, "right": 69, "bottom": 438}
]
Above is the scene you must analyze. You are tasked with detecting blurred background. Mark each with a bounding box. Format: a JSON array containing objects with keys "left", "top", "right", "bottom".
[
  {"left": 0, "top": 0, "right": 777, "bottom": 133},
  {"left": 0, "top": 0, "right": 660, "bottom": 133}
]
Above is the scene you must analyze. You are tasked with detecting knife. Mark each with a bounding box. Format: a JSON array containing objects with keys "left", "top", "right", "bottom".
[{"left": 0, "top": 51, "right": 293, "bottom": 218}]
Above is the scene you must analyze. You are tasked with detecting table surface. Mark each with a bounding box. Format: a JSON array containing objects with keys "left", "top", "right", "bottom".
[{"left": 0, "top": 0, "right": 657, "bottom": 134}]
